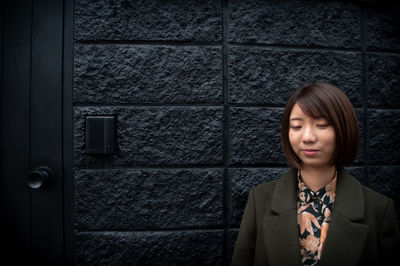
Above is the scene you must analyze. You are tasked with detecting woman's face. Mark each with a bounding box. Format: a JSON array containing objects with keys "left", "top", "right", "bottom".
[{"left": 288, "top": 103, "right": 336, "bottom": 169}]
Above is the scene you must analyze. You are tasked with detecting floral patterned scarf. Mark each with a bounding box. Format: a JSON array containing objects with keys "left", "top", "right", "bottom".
[{"left": 297, "top": 170, "right": 337, "bottom": 266}]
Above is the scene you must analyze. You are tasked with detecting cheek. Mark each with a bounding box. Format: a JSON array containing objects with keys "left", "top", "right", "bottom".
[
  {"left": 324, "top": 131, "right": 336, "bottom": 151},
  {"left": 288, "top": 131, "right": 298, "bottom": 148}
]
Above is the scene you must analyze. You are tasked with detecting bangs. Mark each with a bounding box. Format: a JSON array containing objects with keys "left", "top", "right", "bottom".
[{"left": 296, "top": 92, "right": 331, "bottom": 123}]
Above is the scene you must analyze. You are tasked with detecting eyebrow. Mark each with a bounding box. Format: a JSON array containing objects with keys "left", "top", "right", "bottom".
[
  {"left": 290, "top": 115, "right": 326, "bottom": 121},
  {"left": 289, "top": 117, "right": 303, "bottom": 121}
]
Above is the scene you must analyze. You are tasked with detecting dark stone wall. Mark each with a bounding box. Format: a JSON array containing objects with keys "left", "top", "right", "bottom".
[{"left": 73, "top": 0, "right": 400, "bottom": 265}]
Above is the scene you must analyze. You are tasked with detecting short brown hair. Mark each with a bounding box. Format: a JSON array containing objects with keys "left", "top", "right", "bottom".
[{"left": 281, "top": 83, "right": 359, "bottom": 169}]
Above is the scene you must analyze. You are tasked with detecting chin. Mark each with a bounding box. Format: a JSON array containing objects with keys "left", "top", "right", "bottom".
[{"left": 300, "top": 159, "right": 330, "bottom": 168}]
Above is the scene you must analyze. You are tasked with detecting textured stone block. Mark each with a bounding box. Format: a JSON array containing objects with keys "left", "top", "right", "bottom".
[
  {"left": 367, "top": 53, "right": 400, "bottom": 107},
  {"left": 354, "top": 109, "right": 364, "bottom": 164},
  {"left": 229, "top": 47, "right": 362, "bottom": 106},
  {"left": 228, "top": 0, "right": 360, "bottom": 48},
  {"left": 368, "top": 166, "right": 400, "bottom": 199},
  {"left": 368, "top": 166, "right": 400, "bottom": 220},
  {"left": 74, "top": 0, "right": 222, "bottom": 41},
  {"left": 230, "top": 167, "right": 288, "bottom": 225},
  {"left": 74, "top": 106, "right": 223, "bottom": 167},
  {"left": 74, "top": 168, "right": 223, "bottom": 229},
  {"left": 76, "top": 230, "right": 223, "bottom": 265},
  {"left": 229, "top": 229, "right": 239, "bottom": 265},
  {"left": 366, "top": 6, "right": 400, "bottom": 50},
  {"left": 74, "top": 44, "right": 222, "bottom": 104},
  {"left": 368, "top": 110, "right": 400, "bottom": 164},
  {"left": 230, "top": 107, "right": 285, "bottom": 165}
]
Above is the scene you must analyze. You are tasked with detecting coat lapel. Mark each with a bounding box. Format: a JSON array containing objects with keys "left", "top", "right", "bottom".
[
  {"left": 319, "top": 168, "right": 369, "bottom": 266},
  {"left": 263, "top": 168, "right": 302, "bottom": 266}
]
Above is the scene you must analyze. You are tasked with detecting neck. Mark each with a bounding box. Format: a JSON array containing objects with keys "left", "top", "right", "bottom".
[{"left": 299, "top": 165, "right": 336, "bottom": 192}]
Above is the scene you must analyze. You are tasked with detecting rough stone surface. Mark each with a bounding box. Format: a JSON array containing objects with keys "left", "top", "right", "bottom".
[
  {"left": 74, "top": 0, "right": 222, "bottom": 41},
  {"left": 229, "top": 229, "right": 239, "bottom": 265},
  {"left": 229, "top": 47, "right": 362, "bottom": 106},
  {"left": 230, "top": 168, "right": 288, "bottom": 226},
  {"left": 230, "top": 107, "right": 285, "bottom": 165},
  {"left": 368, "top": 110, "right": 400, "bottom": 164},
  {"left": 74, "top": 44, "right": 222, "bottom": 104},
  {"left": 72, "top": 1, "right": 400, "bottom": 264},
  {"left": 367, "top": 53, "right": 400, "bottom": 108},
  {"left": 74, "top": 106, "right": 223, "bottom": 167},
  {"left": 366, "top": 6, "right": 400, "bottom": 51},
  {"left": 228, "top": 0, "right": 361, "bottom": 48},
  {"left": 75, "top": 168, "right": 223, "bottom": 229},
  {"left": 354, "top": 109, "right": 364, "bottom": 164},
  {"left": 368, "top": 166, "right": 400, "bottom": 199},
  {"left": 76, "top": 230, "right": 223, "bottom": 265}
]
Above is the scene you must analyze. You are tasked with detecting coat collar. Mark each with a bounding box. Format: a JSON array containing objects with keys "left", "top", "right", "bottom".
[
  {"left": 263, "top": 168, "right": 301, "bottom": 266},
  {"left": 263, "top": 167, "right": 369, "bottom": 266},
  {"left": 330, "top": 168, "right": 364, "bottom": 221},
  {"left": 270, "top": 167, "right": 298, "bottom": 214}
]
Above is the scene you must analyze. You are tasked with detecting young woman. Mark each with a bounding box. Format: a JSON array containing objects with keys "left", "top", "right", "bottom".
[{"left": 231, "top": 83, "right": 399, "bottom": 266}]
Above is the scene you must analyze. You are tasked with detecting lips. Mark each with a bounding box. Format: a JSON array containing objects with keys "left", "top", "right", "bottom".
[{"left": 302, "top": 149, "right": 319, "bottom": 156}]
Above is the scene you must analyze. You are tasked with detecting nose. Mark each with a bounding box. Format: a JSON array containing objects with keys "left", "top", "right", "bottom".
[{"left": 302, "top": 125, "right": 317, "bottom": 143}]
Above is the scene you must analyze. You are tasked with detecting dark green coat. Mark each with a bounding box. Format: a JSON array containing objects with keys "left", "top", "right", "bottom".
[{"left": 231, "top": 168, "right": 399, "bottom": 266}]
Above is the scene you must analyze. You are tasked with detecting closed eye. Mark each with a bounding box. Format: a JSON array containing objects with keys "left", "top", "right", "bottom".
[
  {"left": 290, "top": 126, "right": 302, "bottom": 130},
  {"left": 317, "top": 124, "right": 329, "bottom": 128}
]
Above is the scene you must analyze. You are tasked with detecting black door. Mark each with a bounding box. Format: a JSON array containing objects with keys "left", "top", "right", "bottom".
[{"left": 1, "top": 0, "right": 73, "bottom": 264}]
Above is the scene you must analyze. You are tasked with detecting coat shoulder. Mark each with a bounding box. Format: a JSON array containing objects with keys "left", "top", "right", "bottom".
[
  {"left": 337, "top": 169, "right": 393, "bottom": 219},
  {"left": 252, "top": 168, "right": 295, "bottom": 194},
  {"left": 361, "top": 184, "right": 393, "bottom": 211},
  {"left": 251, "top": 168, "right": 296, "bottom": 205},
  {"left": 252, "top": 178, "right": 279, "bottom": 195}
]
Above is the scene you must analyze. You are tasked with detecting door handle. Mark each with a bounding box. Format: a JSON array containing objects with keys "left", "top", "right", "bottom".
[{"left": 27, "top": 166, "right": 53, "bottom": 189}]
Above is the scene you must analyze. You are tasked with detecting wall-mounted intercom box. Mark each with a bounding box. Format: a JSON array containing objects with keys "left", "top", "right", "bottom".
[{"left": 85, "top": 116, "right": 116, "bottom": 155}]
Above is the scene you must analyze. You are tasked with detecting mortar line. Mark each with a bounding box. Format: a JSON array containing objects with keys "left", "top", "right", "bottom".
[
  {"left": 360, "top": 6, "right": 369, "bottom": 186},
  {"left": 76, "top": 227, "right": 226, "bottom": 233},
  {"left": 74, "top": 40, "right": 400, "bottom": 55},
  {"left": 74, "top": 102, "right": 386, "bottom": 109},
  {"left": 222, "top": 0, "right": 231, "bottom": 264},
  {"left": 74, "top": 163, "right": 399, "bottom": 171}
]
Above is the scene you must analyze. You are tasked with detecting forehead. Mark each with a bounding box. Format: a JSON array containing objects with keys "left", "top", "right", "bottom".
[
  {"left": 289, "top": 103, "right": 325, "bottom": 120},
  {"left": 289, "top": 103, "right": 304, "bottom": 116}
]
